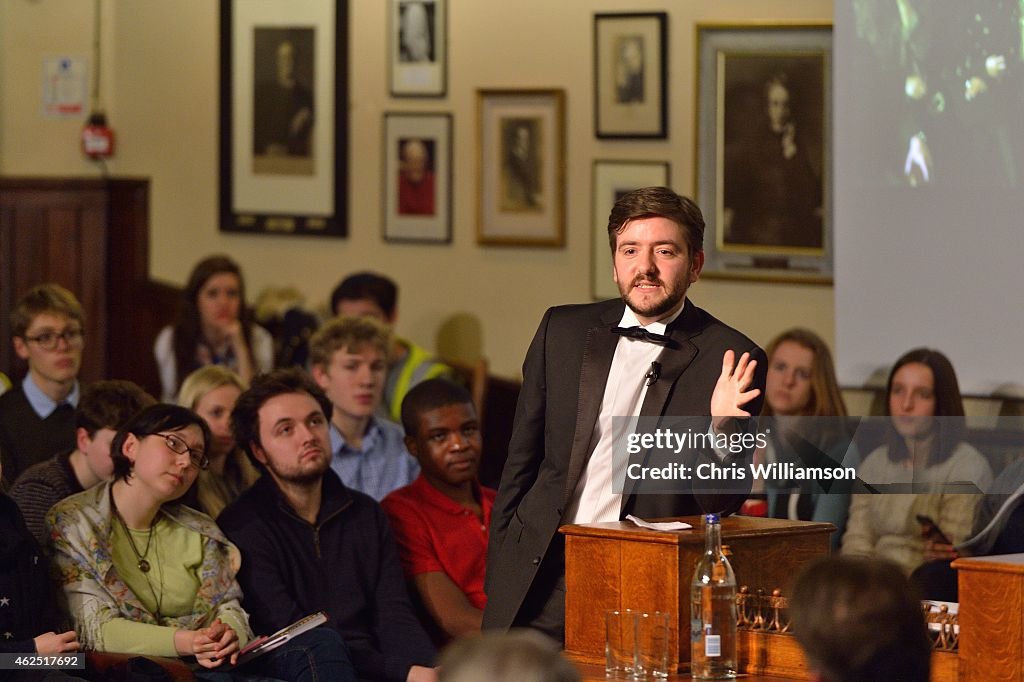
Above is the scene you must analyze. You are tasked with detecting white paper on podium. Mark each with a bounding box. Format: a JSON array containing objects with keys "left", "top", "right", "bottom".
[{"left": 625, "top": 515, "right": 692, "bottom": 531}]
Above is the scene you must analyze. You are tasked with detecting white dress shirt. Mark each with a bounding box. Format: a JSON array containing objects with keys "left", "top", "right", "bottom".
[{"left": 564, "top": 305, "right": 684, "bottom": 524}]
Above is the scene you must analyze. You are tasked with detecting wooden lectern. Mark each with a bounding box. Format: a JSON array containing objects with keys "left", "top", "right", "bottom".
[
  {"left": 561, "top": 516, "right": 833, "bottom": 673},
  {"left": 953, "top": 553, "right": 1024, "bottom": 682}
]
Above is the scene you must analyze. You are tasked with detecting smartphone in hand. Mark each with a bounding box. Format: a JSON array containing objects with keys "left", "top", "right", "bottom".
[{"left": 916, "top": 514, "right": 952, "bottom": 545}]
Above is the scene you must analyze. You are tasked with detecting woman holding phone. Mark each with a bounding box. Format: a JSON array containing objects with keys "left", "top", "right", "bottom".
[{"left": 841, "top": 348, "right": 992, "bottom": 574}]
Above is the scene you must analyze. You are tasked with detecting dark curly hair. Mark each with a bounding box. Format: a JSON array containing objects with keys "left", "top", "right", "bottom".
[{"left": 231, "top": 368, "right": 333, "bottom": 464}]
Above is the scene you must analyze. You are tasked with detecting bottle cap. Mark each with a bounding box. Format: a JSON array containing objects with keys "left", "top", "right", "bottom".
[{"left": 705, "top": 513, "right": 720, "bottom": 524}]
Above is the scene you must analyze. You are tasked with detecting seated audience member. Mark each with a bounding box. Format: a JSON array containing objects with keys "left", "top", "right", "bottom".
[
  {"left": 382, "top": 379, "right": 495, "bottom": 641},
  {"left": 46, "top": 403, "right": 352, "bottom": 680},
  {"left": 0, "top": 460, "right": 83, "bottom": 669},
  {"left": 219, "top": 369, "right": 437, "bottom": 682},
  {"left": 0, "top": 284, "right": 86, "bottom": 484},
  {"left": 438, "top": 629, "right": 580, "bottom": 682},
  {"left": 841, "top": 348, "right": 993, "bottom": 574},
  {"left": 790, "top": 556, "right": 931, "bottom": 682},
  {"left": 744, "top": 329, "right": 856, "bottom": 550},
  {"left": 177, "top": 366, "right": 260, "bottom": 518},
  {"left": 310, "top": 315, "right": 419, "bottom": 500},
  {"left": 11, "top": 380, "right": 155, "bottom": 545},
  {"left": 330, "top": 272, "right": 452, "bottom": 422},
  {"left": 154, "top": 255, "right": 274, "bottom": 401}
]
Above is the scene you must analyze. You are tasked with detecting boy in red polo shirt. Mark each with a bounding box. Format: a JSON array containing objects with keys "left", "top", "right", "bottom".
[{"left": 382, "top": 379, "right": 496, "bottom": 642}]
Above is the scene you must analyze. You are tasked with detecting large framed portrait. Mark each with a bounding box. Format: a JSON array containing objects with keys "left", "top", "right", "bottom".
[
  {"left": 389, "top": 0, "right": 446, "bottom": 97},
  {"left": 219, "top": 0, "right": 348, "bottom": 237},
  {"left": 591, "top": 160, "right": 670, "bottom": 300},
  {"left": 696, "top": 24, "right": 832, "bottom": 282},
  {"left": 593, "top": 12, "right": 667, "bottom": 139},
  {"left": 382, "top": 112, "right": 452, "bottom": 243},
  {"left": 476, "top": 89, "right": 566, "bottom": 247}
]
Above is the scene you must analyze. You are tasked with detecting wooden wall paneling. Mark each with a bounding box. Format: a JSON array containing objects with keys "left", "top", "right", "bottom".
[{"left": 0, "top": 177, "right": 158, "bottom": 389}]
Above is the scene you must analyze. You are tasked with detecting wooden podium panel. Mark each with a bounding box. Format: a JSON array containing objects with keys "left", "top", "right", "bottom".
[
  {"left": 953, "top": 553, "right": 1024, "bottom": 682},
  {"left": 562, "top": 516, "right": 833, "bottom": 672}
]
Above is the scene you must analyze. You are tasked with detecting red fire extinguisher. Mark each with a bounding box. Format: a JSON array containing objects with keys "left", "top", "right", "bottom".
[{"left": 81, "top": 111, "right": 115, "bottom": 159}]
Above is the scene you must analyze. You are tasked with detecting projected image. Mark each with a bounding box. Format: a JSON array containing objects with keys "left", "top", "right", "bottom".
[{"left": 851, "top": 0, "right": 1023, "bottom": 188}]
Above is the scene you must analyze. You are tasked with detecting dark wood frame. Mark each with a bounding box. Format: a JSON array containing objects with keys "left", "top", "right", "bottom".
[
  {"left": 388, "top": 0, "right": 448, "bottom": 97},
  {"left": 593, "top": 12, "right": 668, "bottom": 139},
  {"left": 219, "top": 0, "right": 349, "bottom": 237}
]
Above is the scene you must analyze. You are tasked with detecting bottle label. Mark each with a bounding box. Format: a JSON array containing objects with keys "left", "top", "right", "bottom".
[{"left": 705, "top": 634, "right": 721, "bottom": 657}]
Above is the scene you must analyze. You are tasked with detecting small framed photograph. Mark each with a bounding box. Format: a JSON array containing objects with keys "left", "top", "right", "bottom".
[
  {"left": 389, "top": 0, "right": 447, "bottom": 97},
  {"left": 219, "top": 0, "right": 348, "bottom": 237},
  {"left": 476, "top": 89, "right": 566, "bottom": 247},
  {"left": 591, "top": 160, "right": 671, "bottom": 300},
  {"left": 593, "top": 12, "right": 667, "bottom": 139},
  {"left": 382, "top": 112, "right": 452, "bottom": 243},
  {"left": 696, "top": 23, "right": 832, "bottom": 282}
]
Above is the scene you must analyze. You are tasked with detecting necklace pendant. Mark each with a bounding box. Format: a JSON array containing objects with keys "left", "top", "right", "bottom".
[{"left": 138, "top": 559, "right": 151, "bottom": 573}]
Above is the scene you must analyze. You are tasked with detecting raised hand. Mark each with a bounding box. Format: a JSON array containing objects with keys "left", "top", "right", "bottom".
[{"left": 710, "top": 350, "right": 760, "bottom": 431}]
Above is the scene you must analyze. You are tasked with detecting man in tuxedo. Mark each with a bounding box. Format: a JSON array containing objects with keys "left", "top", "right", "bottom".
[{"left": 482, "top": 186, "right": 767, "bottom": 641}]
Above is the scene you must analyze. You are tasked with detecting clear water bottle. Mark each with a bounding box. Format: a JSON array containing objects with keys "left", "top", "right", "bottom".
[{"left": 690, "top": 513, "right": 737, "bottom": 679}]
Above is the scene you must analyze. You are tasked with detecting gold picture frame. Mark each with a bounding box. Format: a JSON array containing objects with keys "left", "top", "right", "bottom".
[{"left": 476, "top": 89, "right": 566, "bottom": 247}]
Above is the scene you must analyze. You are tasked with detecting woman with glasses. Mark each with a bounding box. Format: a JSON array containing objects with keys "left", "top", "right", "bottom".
[
  {"left": 178, "top": 366, "right": 260, "bottom": 519},
  {"left": 154, "top": 255, "right": 274, "bottom": 402},
  {"left": 45, "top": 403, "right": 355, "bottom": 680}
]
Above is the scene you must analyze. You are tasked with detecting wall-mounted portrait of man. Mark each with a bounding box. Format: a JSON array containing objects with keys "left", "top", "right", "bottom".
[
  {"left": 398, "top": 1, "right": 435, "bottom": 63},
  {"left": 252, "top": 27, "right": 315, "bottom": 176},
  {"left": 614, "top": 35, "right": 645, "bottom": 104},
  {"left": 721, "top": 55, "right": 825, "bottom": 251},
  {"left": 396, "top": 137, "right": 436, "bottom": 216},
  {"left": 500, "top": 117, "right": 543, "bottom": 213}
]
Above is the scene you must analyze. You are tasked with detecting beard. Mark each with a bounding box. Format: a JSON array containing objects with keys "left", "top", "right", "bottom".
[
  {"left": 618, "top": 274, "right": 689, "bottom": 320},
  {"left": 264, "top": 449, "right": 331, "bottom": 487}
]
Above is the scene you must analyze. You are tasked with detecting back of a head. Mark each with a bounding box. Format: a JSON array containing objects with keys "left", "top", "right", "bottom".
[
  {"left": 77, "top": 380, "right": 156, "bottom": 434},
  {"left": 790, "top": 556, "right": 931, "bottom": 682},
  {"left": 438, "top": 630, "right": 580, "bottom": 682}
]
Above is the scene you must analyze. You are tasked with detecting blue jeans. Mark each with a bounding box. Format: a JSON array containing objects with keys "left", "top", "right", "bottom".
[{"left": 194, "top": 628, "right": 356, "bottom": 682}]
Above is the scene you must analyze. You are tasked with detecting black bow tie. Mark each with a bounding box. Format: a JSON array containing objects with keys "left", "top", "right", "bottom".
[{"left": 611, "top": 326, "right": 673, "bottom": 346}]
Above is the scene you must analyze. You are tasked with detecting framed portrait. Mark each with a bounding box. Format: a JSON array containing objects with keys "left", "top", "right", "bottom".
[
  {"left": 695, "top": 23, "right": 832, "bottom": 282},
  {"left": 593, "top": 12, "right": 667, "bottom": 139},
  {"left": 389, "top": 0, "right": 447, "bottom": 97},
  {"left": 219, "top": 0, "right": 347, "bottom": 237},
  {"left": 591, "top": 160, "right": 670, "bottom": 299},
  {"left": 476, "top": 89, "right": 566, "bottom": 247},
  {"left": 382, "top": 112, "right": 452, "bottom": 243}
]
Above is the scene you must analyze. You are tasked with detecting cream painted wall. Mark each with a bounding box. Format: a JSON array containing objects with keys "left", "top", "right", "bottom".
[{"left": 0, "top": 0, "right": 833, "bottom": 379}]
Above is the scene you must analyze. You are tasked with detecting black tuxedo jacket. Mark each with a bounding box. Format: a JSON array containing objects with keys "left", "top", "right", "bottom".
[{"left": 482, "top": 298, "right": 766, "bottom": 631}]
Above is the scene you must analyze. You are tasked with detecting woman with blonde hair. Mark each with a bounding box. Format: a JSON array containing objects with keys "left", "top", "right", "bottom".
[
  {"left": 748, "top": 328, "right": 855, "bottom": 549},
  {"left": 178, "top": 366, "right": 260, "bottom": 519}
]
